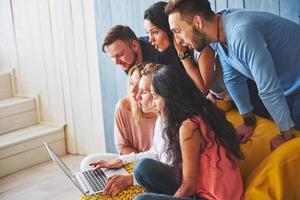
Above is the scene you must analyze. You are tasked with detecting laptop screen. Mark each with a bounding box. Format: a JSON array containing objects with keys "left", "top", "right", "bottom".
[{"left": 44, "top": 142, "right": 73, "bottom": 178}]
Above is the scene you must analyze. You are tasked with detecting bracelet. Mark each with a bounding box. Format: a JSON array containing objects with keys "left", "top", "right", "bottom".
[
  {"left": 243, "top": 115, "right": 256, "bottom": 126},
  {"left": 178, "top": 50, "right": 192, "bottom": 60}
]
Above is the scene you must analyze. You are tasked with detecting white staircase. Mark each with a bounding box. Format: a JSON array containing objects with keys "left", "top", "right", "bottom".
[{"left": 0, "top": 72, "right": 66, "bottom": 177}]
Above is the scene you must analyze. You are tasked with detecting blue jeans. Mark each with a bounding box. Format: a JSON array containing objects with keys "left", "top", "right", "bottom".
[
  {"left": 286, "top": 91, "right": 300, "bottom": 130},
  {"left": 134, "top": 192, "right": 205, "bottom": 200},
  {"left": 134, "top": 158, "right": 180, "bottom": 195},
  {"left": 133, "top": 158, "right": 204, "bottom": 200}
]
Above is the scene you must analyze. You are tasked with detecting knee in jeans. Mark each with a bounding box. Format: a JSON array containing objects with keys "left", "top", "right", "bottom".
[
  {"left": 134, "top": 158, "right": 155, "bottom": 181},
  {"left": 135, "top": 158, "right": 154, "bottom": 172}
]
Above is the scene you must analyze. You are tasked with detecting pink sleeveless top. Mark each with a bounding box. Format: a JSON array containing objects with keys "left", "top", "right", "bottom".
[{"left": 183, "top": 116, "right": 243, "bottom": 200}]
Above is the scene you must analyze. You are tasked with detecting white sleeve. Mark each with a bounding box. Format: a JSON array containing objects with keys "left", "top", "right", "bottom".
[
  {"left": 118, "top": 118, "right": 162, "bottom": 164},
  {"left": 119, "top": 146, "right": 159, "bottom": 164}
]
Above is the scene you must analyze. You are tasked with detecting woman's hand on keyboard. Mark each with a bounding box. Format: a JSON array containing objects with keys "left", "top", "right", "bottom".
[
  {"left": 103, "top": 175, "right": 133, "bottom": 196},
  {"left": 90, "top": 159, "right": 123, "bottom": 170}
]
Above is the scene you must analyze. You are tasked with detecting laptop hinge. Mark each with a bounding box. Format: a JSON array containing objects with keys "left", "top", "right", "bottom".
[{"left": 74, "top": 174, "right": 90, "bottom": 194}]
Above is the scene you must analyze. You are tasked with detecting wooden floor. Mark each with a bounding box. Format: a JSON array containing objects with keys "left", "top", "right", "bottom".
[{"left": 0, "top": 154, "right": 84, "bottom": 200}]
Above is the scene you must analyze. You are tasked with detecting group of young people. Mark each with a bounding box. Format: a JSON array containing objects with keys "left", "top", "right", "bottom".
[{"left": 81, "top": 0, "right": 300, "bottom": 199}]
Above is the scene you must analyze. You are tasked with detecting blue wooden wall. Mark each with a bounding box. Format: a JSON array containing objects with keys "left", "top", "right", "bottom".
[{"left": 94, "top": 0, "right": 300, "bottom": 153}]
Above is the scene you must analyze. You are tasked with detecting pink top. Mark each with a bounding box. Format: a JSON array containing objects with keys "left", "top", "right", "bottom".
[
  {"left": 183, "top": 116, "right": 243, "bottom": 200},
  {"left": 114, "top": 97, "right": 157, "bottom": 154}
]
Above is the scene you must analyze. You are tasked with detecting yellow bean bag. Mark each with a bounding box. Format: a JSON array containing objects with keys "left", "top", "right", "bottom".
[
  {"left": 245, "top": 136, "right": 300, "bottom": 200},
  {"left": 226, "top": 109, "right": 300, "bottom": 199},
  {"left": 226, "top": 109, "right": 280, "bottom": 182},
  {"left": 80, "top": 163, "right": 144, "bottom": 200}
]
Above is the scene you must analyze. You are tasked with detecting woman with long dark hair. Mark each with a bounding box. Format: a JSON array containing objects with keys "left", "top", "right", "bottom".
[
  {"left": 143, "top": 1, "right": 230, "bottom": 102},
  {"left": 134, "top": 65, "right": 244, "bottom": 200}
]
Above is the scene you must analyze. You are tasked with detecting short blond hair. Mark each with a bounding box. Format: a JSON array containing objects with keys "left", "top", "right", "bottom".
[{"left": 141, "top": 63, "right": 164, "bottom": 77}]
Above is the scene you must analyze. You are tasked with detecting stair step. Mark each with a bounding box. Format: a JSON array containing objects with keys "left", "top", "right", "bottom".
[
  {"left": 0, "top": 97, "right": 37, "bottom": 135},
  {"left": 0, "top": 124, "right": 65, "bottom": 177},
  {"left": 0, "top": 73, "right": 12, "bottom": 100}
]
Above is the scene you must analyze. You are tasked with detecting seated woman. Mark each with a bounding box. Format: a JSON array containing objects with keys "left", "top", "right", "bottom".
[
  {"left": 134, "top": 65, "right": 244, "bottom": 200},
  {"left": 81, "top": 64, "right": 157, "bottom": 172},
  {"left": 143, "top": 1, "right": 230, "bottom": 103},
  {"left": 86, "top": 63, "right": 165, "bottom": 196},
  {"left": 114, "top": 64, "right": 157, "bottom": 154}
]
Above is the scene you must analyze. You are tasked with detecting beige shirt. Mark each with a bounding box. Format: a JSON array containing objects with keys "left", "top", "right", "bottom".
[{"left": 114, "top": 97, "right": 157, "bottom": 154}]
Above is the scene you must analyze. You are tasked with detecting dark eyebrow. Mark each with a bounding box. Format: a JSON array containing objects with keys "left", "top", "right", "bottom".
[{"left": 150, "top": 27, "right": 157, "bottom": 32}]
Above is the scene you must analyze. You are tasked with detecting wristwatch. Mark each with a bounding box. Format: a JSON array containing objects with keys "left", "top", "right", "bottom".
[
  {"left": 178, "top": 50, "right": 191, "bottom": 60},
  {"left": 243, "top": 115, "right": 256, "bottom": 126}
]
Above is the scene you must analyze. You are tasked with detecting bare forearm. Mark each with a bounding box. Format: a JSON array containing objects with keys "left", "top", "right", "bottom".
[{"left": 181, "top": 58, "right": 208, "bottom": 93}]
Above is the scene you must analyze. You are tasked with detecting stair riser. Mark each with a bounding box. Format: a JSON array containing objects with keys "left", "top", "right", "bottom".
[
  {"left": 0, "top": 99, "right": 36, "bottom": 118},
  {"left": 0, "top": 129, "right": 65, "bottom": 159},
  {"left": 0, "top": 140, "right": 66, "bottom": 178},
  {"left": 0, "top": 74, "right": 12, "bottom": 100},
  {"left": 0, "top": 110, "right": 38, "bottom": 135}
]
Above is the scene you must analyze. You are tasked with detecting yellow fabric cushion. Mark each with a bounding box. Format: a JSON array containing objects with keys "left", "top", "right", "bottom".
[
  {"left": 226, "top": 109, "right": 279, "bottom": 182},
  {"left": 226, "top": 109, "right": 300, "bottom": 199},
  {"left": 80, "top": 163, "right": 144, "bottom": 200},
  {"left": 245, "top": 136, "right": 300, "bottom": 200},
  {"left": 215, "top": 99, "right": 233, "bottom": 112}
]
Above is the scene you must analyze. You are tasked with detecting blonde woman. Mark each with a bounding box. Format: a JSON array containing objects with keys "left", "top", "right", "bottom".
[
  {"left": 114, "top": 64, "right": 157, "bottom": 154},
  {"left": 81, "top": 64, "right": 157, "bottom": 170}
]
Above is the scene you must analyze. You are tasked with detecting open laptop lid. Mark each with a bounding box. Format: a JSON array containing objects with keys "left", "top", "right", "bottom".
[{"left": 44, "top": 142, "right": 87, "bottom": 194}]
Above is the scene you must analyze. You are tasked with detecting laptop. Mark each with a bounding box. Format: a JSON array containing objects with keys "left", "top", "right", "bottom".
[{"left": 44, "top": 142, "right": 129, "bottom": 196}]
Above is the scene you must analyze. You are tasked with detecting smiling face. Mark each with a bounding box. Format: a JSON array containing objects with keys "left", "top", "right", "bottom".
[
  {"left": 144, "top": 19, "right": 170, "bottom": 52},
  {"left": 106, "top": 40, "right": 138, "bottom": 71},
  {"left": 169, "top": 12, "right": 209, "bottom": 51},
  {"left": 136, "top": 75, "right": 155, "bottom": 113},
  {"left": 151, "top": 85, "right": 165, "bottom": 117}
]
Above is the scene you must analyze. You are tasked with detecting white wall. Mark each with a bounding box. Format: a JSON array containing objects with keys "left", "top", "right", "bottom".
[{"left": 0, "top": 0, "right": 106, "bottom": 155}]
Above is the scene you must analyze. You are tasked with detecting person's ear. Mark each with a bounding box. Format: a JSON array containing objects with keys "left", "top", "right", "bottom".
[
  {"left": 193, "top": 15, "right": 203, "bottom": 29},
  {"left": 131, "top": 40, "right": 139, "bottom": 51}
]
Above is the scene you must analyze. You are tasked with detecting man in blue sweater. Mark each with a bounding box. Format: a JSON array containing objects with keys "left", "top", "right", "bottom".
[{"left": 165, "top": 0, "right": 300, "bottom": 150}]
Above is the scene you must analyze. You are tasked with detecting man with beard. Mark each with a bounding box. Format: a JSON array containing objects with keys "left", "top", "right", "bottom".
[
  {"left": 102, "top": 25, "right": 164, "bottom": 73},
  {"left": 165, "top": 0, "right": 300, "bottom": 150}
]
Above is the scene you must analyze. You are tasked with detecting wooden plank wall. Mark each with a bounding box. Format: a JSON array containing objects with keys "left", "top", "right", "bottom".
[
  {"left": 0, "top": 0, "right": 106, "bottom": 155},
  {"left": 95, "top": 0, "right": 300, "bottom": 152}
]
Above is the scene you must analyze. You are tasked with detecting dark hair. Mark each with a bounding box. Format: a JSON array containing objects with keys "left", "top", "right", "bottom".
[
  {"left": 102, "top": 25, "right": 138, "bottom": 53},
  {"left": 152, "top": 65, "right": 243, "bottom": 170},
  {"left": 144, "top": 1, "right": 173, "bottom": 41},
  {"left": 165, "top": 0, "right": 215, "bottom": 22}
]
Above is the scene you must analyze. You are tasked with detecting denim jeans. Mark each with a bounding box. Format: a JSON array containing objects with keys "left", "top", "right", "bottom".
[
  {"left": 134, "top": 158, "right": 180, "bottom": 195},
  {"left": 134, "top": 192, "right": 205, "bottom": 200},
  {"left": 133, "top": 158, "right": 204, "bottom": 200},
  {"left": 286, "top": 91, "right": 300, "bottom": 130}
]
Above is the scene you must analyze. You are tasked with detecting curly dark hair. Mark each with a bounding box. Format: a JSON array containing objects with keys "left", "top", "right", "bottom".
[{"left": 151, "top": 65, "right": 243, "bottom": 171}]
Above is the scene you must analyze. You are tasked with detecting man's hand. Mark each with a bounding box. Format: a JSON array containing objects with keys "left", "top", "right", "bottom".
[
  {"left": 270, "top": 129, "right": 295, "bottom": 151},
  {"left": 236, "top": 124, "right": 255, "bottom": 143},
  {"left": 173, "top": 36, "right": 188, "bottom": 52},
  {"left": 102, "top": 175, "right": 133, "bottom": 196},
  {"left": 89, "top": 159, "right": 123, "bottom": 170}
]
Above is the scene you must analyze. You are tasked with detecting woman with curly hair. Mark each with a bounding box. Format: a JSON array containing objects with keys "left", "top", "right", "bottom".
[{"left": 134, "top": 65, "right": 244, "bottom": 200}]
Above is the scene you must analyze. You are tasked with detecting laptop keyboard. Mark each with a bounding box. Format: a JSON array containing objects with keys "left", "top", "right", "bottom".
[{"left": 83, "top": 169, "right": 108, "bottom": 192}]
